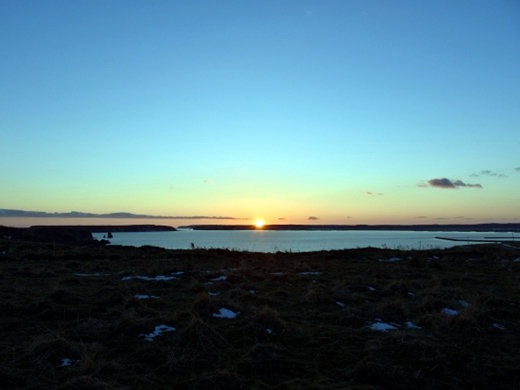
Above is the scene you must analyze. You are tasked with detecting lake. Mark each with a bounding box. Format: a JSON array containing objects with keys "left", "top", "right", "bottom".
[{"left": 92, "top": 230, "right": 514, "bottom": 253}]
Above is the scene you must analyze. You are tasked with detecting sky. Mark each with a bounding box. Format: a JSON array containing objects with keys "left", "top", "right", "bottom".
[{"left": 1, "top": 0, "right": 519, "bottom": 227}]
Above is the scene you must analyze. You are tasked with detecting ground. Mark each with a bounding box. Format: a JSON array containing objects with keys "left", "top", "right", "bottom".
[{"left": 1, "top": 239, "right": 520, "bottom": 389}]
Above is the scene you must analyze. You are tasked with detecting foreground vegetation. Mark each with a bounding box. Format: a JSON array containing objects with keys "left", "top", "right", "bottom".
[{"left": 1, "top": 239, "right": 520, "bottom": 389}]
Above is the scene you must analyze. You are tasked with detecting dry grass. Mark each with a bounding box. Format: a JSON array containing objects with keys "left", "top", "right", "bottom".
[{"left": 1, "top": 239, "right": 520, "bottom": 389}]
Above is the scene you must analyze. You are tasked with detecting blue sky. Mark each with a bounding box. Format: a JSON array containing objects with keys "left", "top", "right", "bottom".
[{"left": 1, "top": 0, "right": 519, "bottom": 226}]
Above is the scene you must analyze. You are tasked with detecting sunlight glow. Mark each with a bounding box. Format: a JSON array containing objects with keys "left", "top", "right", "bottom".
[{"left": 255, "top": 220, "right": 264, "bottom": 228}]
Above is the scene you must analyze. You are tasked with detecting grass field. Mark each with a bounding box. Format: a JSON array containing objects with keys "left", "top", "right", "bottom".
[{"left": 1, "top": 239, "right": 520, "bottom": 389}]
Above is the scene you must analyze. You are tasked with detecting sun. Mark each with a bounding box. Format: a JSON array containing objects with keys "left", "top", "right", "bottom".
[{"left": 255, "top": 219, "right": 264, "bottom": 228}]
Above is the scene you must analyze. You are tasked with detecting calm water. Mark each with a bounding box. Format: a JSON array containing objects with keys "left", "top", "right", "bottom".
[{"left": 92, "top": 230, "right": 513, "bottom": 253}]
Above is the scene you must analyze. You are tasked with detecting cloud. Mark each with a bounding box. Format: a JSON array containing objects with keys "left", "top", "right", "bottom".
[
  {"left": 277, "top": 217, "right": 285, "bottom": 220},
  {"left": 366, "top": 192, "right": 372, "bottom": 195},
  {"left": 427, "top": 178, "right": 482, "bottom": 189},
  {"left": 428, "top": 178, "right": 456, "bottom": 189},
  {"left": 476, "top": 169, "right": 507, "bottom": 177},
  {"left": 0, "top": 209, "right": 249, "bottom": 220},
  {"left": 515, "top": 167, "right": 520, "bottom": 172},
  {"left": 417, "top": 182, "right": 428, "bottom": 188},
  {"left": 308, "top": 216, "right": 318, "bottom": 220},
  {"left": 415, "top": 216, "right": 428, "bottom": 219}
]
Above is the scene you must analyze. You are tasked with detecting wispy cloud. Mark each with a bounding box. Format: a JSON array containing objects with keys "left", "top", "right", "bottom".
[
  {"left": 472, "top": 170, "right": 507, "bottom": 178},
  {"left": 515, "top": 167, "right": 520, "bottom": 172},
  {"left": 308, "top": 216, "right": 318, "bottom": 220},
  {"left": 0, "top": 209, "right": 249, "bottom": 220},
  {"left": 426, "top": 178, "right": 482, "bottom": 189}
]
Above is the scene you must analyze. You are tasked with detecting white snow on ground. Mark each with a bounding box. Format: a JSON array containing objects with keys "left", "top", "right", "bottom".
[
  {"left": 513, "top": 257, "right": 520, "bottom": 262},
  {"left": 368, "top": 286, "right": 376, "bottom": 291},
  {"left": 369, "top": 322, "right": 398, "bottom": 331},
  {"left": 211, "top": 276, "right": 227, "bottom": 281},
  {"left": 440, "top": 308, "right": 459, "bottom": 316},
  {"left": 406, "top": 321, "right": 422, "bottom": 329},
  {"left": 75, "top": 273, "right": 109, "bottom": 276},
  {"left": 212, "top": 308, "right": 239, "bottom": 319},
  {"left": 249, "top": 290, "right": 257, "bottom": 294},
  {"left": 208, "top": 292, "right": 220, "bottom": 296},
  {"left": 408, "top": 292, "right": 415, "bottom": 296},
  {"left": 378, "top": 257, "right": 401, "bottom": 262},
  {"left": 134, "top": 295, "right": 160, "bottom": 299},
  {"left": 336, "top": 302, "right": 345, "bottom": 307},
  {"left": 122, "top": 275, "right": 178, "bottom": 281},
  {"left": 299, "top": 272, "right": 322, "bottom": 275},
  {"left": 139, "top": 325, "right": 176, "bottom": 341},
  {"left": 60, "top": 358, "right": 72, "bottom": 367},
  {"left": 493, "top": 323, "right": 505, "bottom": 330},
  {"left": 459, "top": 300, "right": 470, "bottom": 307}
]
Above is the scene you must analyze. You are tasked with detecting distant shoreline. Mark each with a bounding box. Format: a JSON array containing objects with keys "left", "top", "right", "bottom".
[{"left": 179, "top": 223, "right": 520, "bottom": 232}]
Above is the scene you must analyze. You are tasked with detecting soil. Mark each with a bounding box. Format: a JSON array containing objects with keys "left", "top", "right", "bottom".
[{"left": 1, "top": 238, "right": 520, "bottom": 389}]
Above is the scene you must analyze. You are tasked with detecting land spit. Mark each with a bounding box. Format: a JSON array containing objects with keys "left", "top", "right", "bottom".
[{"left": 1, "top": 238, "right": 520, "bottom": 389}]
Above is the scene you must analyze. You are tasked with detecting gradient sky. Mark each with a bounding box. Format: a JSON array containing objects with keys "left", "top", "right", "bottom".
[{"left": 1, "top": 0, "right": 519, "bottom": 227}]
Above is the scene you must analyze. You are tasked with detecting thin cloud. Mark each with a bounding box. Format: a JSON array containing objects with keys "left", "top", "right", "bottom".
[
  {"left": 515, "top": 167, "right": 520, "bottom": 172},
  {"left": 427, "top": 178, "right": 482, "bottom": 189},
  {"left": 277, "top": 217, "right": 285, "bottom": 220},
  {"left": 415, "top": 216, "right": 428, "bottom": 219},
  {"left": 417, "top": 182, "right": 428, "bottom": 188},
  {"left": 308, "top": 216, "right": 318, "bottom": 220},
  {"left": 0, "top": 209, "right": 249, "bottom": 220},
  {"left": 480, "top": 170, "right": 507, "bottom": 178}
]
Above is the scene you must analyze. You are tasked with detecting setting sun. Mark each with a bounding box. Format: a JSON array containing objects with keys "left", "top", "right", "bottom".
[{"left": 255, "top": 220, "right": 264, "bottom": 228}]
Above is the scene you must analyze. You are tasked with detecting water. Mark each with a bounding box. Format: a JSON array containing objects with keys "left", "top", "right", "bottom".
[{"left": 92, "top": 230, "right": 512, "bottom": 253}]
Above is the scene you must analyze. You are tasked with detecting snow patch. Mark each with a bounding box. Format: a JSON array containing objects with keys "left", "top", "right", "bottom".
[
  {"left": 134, "top": 295, "right": 159, "bottom": 299},
  {"left": 336, "top": 302, "right": 345, "bottom": 307},
  {"left": 459, "top": 300, "right": 470, "bottom": 307},
  {"left": 368, "top": 286, "right": 376, "bottom": 291},
  {"left": 493, "top": 323, "right": 505, "bottom": 330},
  {"left": 59, "top": 358, "right": 72, "bottom": 367},
  {"left": 75, "top": 273, "right": 109, "bottom": 276},
  {"left": 212, "top": 308, "right": 239, "bottom": 319},
  {"left": 369, "top": 322, "right": 398, "bottom": 332},
  {"left": 211, "top": 276, "right": 227, "bottom": 281},
  {"left": 208, "top": 292, "right": 220, "bottom": 296},
  {"left": 139, "top": 325, "right": 176, "bottom": 341},
  {"left": 378, "top": 257, "right": 401, "bottom": 262},
  {"left": 440, "top": 308, "right": 459, "bottom": 316},
  {"left": 122, "top": 275, "right": 177, "bottom": 281},
  {"left": 406, "top": 321, "right": 422, "bottom": 329},
  {"left": 299, "top": 272, "right": 322, "bottom": 275}
]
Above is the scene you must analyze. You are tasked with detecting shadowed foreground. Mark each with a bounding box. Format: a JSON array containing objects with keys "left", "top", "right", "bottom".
[{"left": 1, "top": 239, "right": 520, "bottom": 389}]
